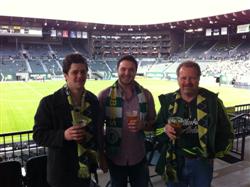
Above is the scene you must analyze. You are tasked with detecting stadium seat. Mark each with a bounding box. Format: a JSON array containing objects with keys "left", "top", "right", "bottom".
[
  {"left": 25, "top": 155, "right": 50, "bottom": 187},
  {"left": 0, "top": 160, "right": 23, "bottom": 187}
]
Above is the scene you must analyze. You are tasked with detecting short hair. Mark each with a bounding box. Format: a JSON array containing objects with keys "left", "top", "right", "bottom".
[
  {"left": 117, "top": 55, "right": 138, "bottom": 70},
  {"left": 63, "top": 53, "right": 88, "bottom": 74},
  {"left": 176, "top": 60, "right": 201, "bottom": 77}
]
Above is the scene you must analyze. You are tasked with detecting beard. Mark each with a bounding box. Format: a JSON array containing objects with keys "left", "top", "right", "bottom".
[{"left": 119, "top": 76, "right": 134, "bottom": 86}]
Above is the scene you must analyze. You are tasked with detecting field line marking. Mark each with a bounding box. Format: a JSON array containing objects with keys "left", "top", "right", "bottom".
[{"left": 22, "top": 82, "right": 44, "bottom": 97}]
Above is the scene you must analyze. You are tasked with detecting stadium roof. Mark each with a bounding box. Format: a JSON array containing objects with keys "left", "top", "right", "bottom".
[{"left": 0, "top": 0, "right": 250, "bottom": 25}]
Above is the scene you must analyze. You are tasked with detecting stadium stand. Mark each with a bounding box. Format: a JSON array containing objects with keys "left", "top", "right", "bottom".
[{"left": 1, "top": 25, "right": 250, "bottom": 84}]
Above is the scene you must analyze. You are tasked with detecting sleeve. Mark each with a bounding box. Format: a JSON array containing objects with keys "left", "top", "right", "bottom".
[
  {"left": 146, "top": 90, "right": 156, "bottom": 120},
  {"left": 154, "top": 94, "right": 170, "bottom": 144},
  {"left": 154, "top": 94, "right": 172, "bottom": 176},
  {"left": 214, "top": 98, "right": 234, "bottom": 157},
  {"left": 84, "top": 93, "right": 100, "bottom": 150},
  {"left": 33, "top": 96, "right": 65, "bottom": 148},
  {"left": 97, "top": 90, "right": 107, "bottom": 153},
  {"left": 144, "top": 89, "right": 156, "bottom": 131}
]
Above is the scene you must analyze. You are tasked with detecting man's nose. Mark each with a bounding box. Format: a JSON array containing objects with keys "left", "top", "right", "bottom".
[
  {"left": 124, "top": 70, "right": 130, "bottom": 75},
  {"left": 77, "top": 72, "right": 82, "bottom": 77},
  {"left": 185, "top": 77, "right": 193, "bottom": 82}
]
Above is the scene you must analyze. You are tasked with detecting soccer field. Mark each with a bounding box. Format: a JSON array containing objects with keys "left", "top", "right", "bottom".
[{"left": 0, "top": 79, "right": 250, "bottom": 133}]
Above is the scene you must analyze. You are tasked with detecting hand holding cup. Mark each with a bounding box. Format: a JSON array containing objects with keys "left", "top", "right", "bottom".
[{"left": 167, "top": 117, "right": 183, "bottom": 139}]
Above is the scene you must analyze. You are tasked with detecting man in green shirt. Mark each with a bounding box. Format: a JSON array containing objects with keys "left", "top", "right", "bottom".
[{"left": 155, "top": 60, "right": 234, "bottom": 187}]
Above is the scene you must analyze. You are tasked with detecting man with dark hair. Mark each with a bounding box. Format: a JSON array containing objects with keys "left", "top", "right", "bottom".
[
  {"left": 155, "top": 60, "right": 234, "bottom": 187},
  {"left": 33, "top": 53, "right": 100, "bottom": 187},
  {"left": 62, "top": 53, "right": 88, "bottom": 74},
  {"left": 116, "top": 55, "right": 138, "bottom": 70},
  {"left": 98, "top": 55, "right": 156, "bottom": 187}
]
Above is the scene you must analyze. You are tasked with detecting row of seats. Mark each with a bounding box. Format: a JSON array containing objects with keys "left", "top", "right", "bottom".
[{"left": 0, "top": 155, "right": 50, "bottom": 187}]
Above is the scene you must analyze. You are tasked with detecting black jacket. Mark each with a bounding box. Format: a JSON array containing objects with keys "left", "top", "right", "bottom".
[{"left": 33, "top": 87, "right": 99, "bottom": 186}]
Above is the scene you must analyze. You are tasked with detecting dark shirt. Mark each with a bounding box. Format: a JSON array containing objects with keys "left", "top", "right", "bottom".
[{"left": 175, "top": 98, "right": 201, "bottom": 156}]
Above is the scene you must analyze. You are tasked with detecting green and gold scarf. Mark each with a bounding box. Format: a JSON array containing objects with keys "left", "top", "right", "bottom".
[
  {"left": 65, "top": 85, "right": 97, "bottom": 179},
  {"left": 105, "top": 81, "right": 147, "bottom": 156},
  {"left": 156, "top": 88, "right": 232, "bottom": 183}
]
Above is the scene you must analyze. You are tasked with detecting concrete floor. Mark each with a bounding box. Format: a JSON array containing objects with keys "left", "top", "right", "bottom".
[
  {"left": 95, "top": 137, "right": 250, "bottom": 187},
  {"left": 211, "top": 136, "right": 250, "bottom": 187}
]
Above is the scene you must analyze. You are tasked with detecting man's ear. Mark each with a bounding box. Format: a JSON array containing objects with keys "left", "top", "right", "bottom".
[{"left": 64, "top": 73, "right": 67, "bottom": 81}]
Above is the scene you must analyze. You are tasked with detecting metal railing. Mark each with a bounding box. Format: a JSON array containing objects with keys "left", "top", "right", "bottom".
[
  {"left": 235, "top": 103, "right": 250, "bottom": 115},
  {"left": 0, "top": 130, "right": 47, "bottom": 166},
  {"left": 226, "top": 103, "right": 250, "bottom": 117},
  {"left": 230, "top": 113, "right": 249, "bottom": 161},
  {"left": 0, "top": 104, "right": 249, "bottom": 166}
]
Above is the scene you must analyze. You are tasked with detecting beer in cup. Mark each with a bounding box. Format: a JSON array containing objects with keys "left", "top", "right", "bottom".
[
  {"left": 126, "top": 110, "right": 138, "bottom": 132},
  {"left": 168, "top": 117, "right": 183, "bottom": 138},
  {"left": 126, "top": 110, "right": 138, "bottom": 123}
]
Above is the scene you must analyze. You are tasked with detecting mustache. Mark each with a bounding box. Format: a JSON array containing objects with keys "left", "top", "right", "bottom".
[{"left": 184, "top": 84, "right": 193, "bottom": 87}]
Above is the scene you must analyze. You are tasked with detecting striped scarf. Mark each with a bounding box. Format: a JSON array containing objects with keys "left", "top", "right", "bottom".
[
  {"left": 105, "top": 81, "right": 147, "bottom": 156},
  {"left": 65, "top": 85, "right": 97, "bottom": 179}
]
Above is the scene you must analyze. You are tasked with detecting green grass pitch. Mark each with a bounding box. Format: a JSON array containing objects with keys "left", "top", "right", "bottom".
[{"left": 1, "top": 79, "right": 250, "bottom": 134}]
